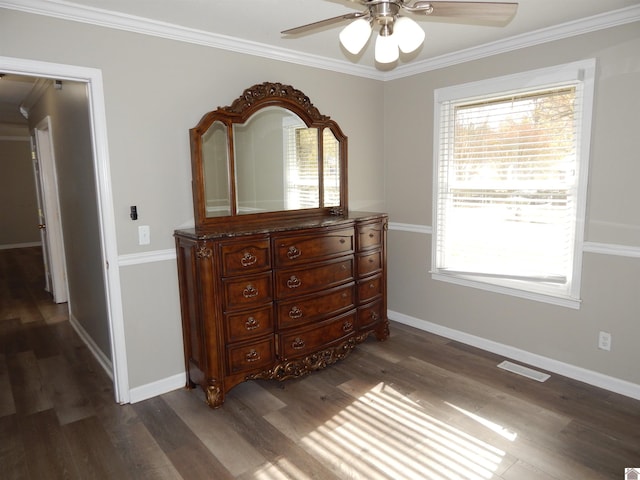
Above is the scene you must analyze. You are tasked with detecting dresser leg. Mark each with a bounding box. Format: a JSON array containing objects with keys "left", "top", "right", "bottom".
[
  {"left": 204, "top": 382, "right": 224, "bottom": 408},
  {"left": 374, "top": 319, "right": 390, "bottom": 341}
]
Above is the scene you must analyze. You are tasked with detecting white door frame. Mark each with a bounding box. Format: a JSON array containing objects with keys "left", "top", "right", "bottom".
[
  {"left": 33, "top": 116, "right": 69, "bottom": 303},
  {"left": 0, "top": 55, "right": 130, "bottom": 404}
]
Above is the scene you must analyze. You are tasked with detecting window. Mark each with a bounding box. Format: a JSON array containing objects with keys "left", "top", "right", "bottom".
[{"left": 432, "top": 60, "right": 595, "bottom": 308}]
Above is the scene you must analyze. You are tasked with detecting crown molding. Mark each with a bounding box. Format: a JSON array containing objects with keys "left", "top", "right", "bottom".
[
  {"left": 1, "top": 0, "right": 639, "bottom": 81},
  {"left": 388, "top": 4, "right": 640, "bottom": 79}
]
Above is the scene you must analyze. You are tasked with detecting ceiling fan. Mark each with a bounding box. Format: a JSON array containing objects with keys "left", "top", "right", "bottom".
[{"left": 282, "top": 1, "right": 518, "bottom": 64}]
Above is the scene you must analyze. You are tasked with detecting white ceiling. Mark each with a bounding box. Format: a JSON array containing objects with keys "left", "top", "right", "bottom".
[{"left": 1, "top": 0, "right": 640, "bottom": 125}]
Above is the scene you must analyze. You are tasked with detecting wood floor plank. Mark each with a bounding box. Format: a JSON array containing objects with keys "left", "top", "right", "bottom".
[
  {"left": 39, "top": 354, "right": 96, "bottom": 425},
  {"left": 0, "top": 415, "right": 28, "bottom": 480},
  {"left": 0, "top": 354, "right": 16, "bottom": 417},
  {"left": 62, "top": 415, "right": 133, "bottom": 480},
  {"left": 163, "top": 387, "right": 267, "bottom": 477},
  {"left": 7, "top": 350, "right": 53, "bottom": 415},
  {"left": 224, "top": 392, "right": 343, "bottom": 480},
  {"left": 18, "top": 409, "right": 80, "bottom": 479},
  {"left": 134, "top": 395, "right": 234, "bottom": 480}
]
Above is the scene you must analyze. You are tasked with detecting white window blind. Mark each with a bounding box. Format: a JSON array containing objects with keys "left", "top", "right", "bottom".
[
  {"left": 432, "top": 60, "right": 595, "bottom": 307},
  {"left": 285, "top": 126, "right": 320, "bottom": 209}
]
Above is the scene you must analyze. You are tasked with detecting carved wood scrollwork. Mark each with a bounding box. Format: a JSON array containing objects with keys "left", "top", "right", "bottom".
[
  {"left": 196, "top": 245, "right": 213, "bottom": 259},
  {"left": 227, "top": 82, "right": 329, "bottom": 122},
  {"left": 205, "top": 383, "right": 223, "bottom": 408},
  {"left": 246, "top": 337, "right": 358, "bottom": 383}
]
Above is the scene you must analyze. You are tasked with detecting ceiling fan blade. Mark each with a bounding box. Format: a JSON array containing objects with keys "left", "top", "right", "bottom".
[
  {"left": 282, "top": 12, "right": 366, "bottom": 35},
  {"left": 412, "top": 1, "right": 518, "bottom": 23}
]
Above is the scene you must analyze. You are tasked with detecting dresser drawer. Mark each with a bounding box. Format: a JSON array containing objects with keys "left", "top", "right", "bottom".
[
  {"left": 273, "top": 228, "right": 354, "bottom": 267},
  {"left": 277, "top": 283, "right": 355, "bottom": 329},
  {"left": 222, "top": 273, "right": 272, "bottom": 311},
  {"left": 220, "top": 238, "right": 270, "bottom": 276},
  {"left": 357, "top": 222, "right": 384, "bottom": 251},
  {"left": 279, "top": 311, "right": 356, "bottom": 359},
  {"left": 358, "top": 299, "right": 383, "bottom": 330},
  {"left": 225, "top": 304, "right": 274, "bottom": 343},
  {"left": 357, "top": 250, "right": 382, "bottom": 277},
  {"left": 275, "top": 257, "right": 354, "bottom": 299},
  {"left": 358, "top": 273, "right": 383, "bottom": 303},
  {"left": 226, "top": 337, "right": 275, "bottom": 374}
]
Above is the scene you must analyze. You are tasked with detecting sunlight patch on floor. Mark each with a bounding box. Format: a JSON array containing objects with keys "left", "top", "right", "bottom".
[
  {"left": 292, "top": 382, "right": 507, "bottom": 479},
  {"left": 446, "top": 402, "right": 518, "bottom": 441}
]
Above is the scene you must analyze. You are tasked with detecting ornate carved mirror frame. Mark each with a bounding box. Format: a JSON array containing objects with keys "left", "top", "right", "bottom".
[{"left": 190, "top": 82, "right": 348, "bottom": 229}]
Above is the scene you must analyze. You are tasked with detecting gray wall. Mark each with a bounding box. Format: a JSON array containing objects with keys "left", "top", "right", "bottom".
[
  {"left": 27, "top": 81, "right": 112, "bottom": 361},
  {"left": 0, "top": 134, "right": 40, "bottom": 247},
  {"left": 384, "top": 22, "right": 640, "bottom": 386}
]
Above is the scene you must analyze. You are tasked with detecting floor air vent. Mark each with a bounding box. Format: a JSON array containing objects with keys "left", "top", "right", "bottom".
[{"left": 497, "top": 361, "right": 550, "bottom": 382}]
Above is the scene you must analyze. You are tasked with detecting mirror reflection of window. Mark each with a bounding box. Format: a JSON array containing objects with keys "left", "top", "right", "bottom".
[
  {"left": 284, "top": 117, "right": 320, "bottom": 210},
  {"left": 323, "top": 128, "right": 340, "bottom": 207},
  {"left": 202, "top": 120, "right": 231, "bottom": 217}
]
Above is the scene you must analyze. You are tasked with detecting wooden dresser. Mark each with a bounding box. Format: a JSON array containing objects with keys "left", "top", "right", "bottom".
[{"left": 175, "top": 212, "right": 388, "bottom": 408}]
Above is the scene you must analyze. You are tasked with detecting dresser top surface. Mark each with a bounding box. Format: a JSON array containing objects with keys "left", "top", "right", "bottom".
[{"left": 174, "top": 211, "right": 387, "bottom": 240}]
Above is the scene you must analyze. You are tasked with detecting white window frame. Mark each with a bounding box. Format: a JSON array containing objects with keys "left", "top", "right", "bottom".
[{"left": 431, "top": 59, "right": 596, "bottom": 309}]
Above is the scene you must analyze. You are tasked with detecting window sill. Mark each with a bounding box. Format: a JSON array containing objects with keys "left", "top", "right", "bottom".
[{"left": 431, "top": 271, "right": 582, "bottom": 309}]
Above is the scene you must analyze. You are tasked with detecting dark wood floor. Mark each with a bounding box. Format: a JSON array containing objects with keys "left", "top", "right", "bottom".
[{"left": 1, "top": 247, "right": 639, "bottom": 479}]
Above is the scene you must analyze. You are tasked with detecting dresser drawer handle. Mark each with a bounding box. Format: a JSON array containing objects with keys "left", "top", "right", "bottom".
[
  {"left": 343, "top": 321, "right": 353, "bottom": 332},
  {"left": 243, "top": 285, "right": 258, "bottom": 298},
  {"left": 371, "top": 311, "right": 379, "bottom": 321},
  {"left": 368, "top": 258, "right": 375, "bottom": 264},
  {"left": 287, "top": 246, "right": 301, "bottom": 259},
  {"left": 369, "top": 283, "right": 376, "bottom": 289},
  {"left": 240, "top": 252, "right": 258, "bottom": 267},
  {"left": 288, "top": 306, "right": 303, "bottom": 319},
  {"left": 369, "top": 232, "right": 375, "bottom": 238},
  {"left": 287, "top": 276, "right": 301, "bottom": 289},
  {"left": 245, "top": 316, "right": 260, "bottom": 330},
  {"left": 292, "top": 337, "right": 305, "bottom": 350},
  {"left": 245, "top": 349, "right": 260, "bottom": 362},
  {"left": 339, "top": 238, "right": 346, "bottom": 244}
]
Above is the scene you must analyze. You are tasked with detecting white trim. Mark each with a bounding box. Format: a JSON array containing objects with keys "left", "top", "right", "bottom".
[
  {"left": 0, "top": 241, "right": 42, "bottom": 250},
  {"left": 129, "top": 372, "right": 186, "bottom": 404},
  {"left": 0, "top": 0, "right": 382, "bottom": 81},
  {"left": 118, "top": 248, "right": 176, "bottom": 267},
  {"left": 387, "top": 5, "right": 640, "bottom": 79},
  {"left": 388, "top": 310, "right": 640, "bottom": 401},
  {"left": 1, "top": 0, "right": 638, "bottom": 80},
  {"left": 388, "top": 222, "right": 640, "bottom": 259},
  {"left": 584, "top": 242, "right": 640, "bottom": 258},
  {"left": 388, "top": 222, "right": 432, "bottom": 235},
  {"left": 431, "top": 272, "right": 582, "bottom": 309},
  {"left": 0, "top": 55, "right": 130, "bottom": 404},
  {"left": 68, "top": 311, "right": 113, "bottom": 380}
]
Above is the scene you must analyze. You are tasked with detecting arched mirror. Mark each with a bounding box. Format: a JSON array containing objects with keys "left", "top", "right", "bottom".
[{"left": 190, "top": 82, "right": 348, "bottom": 228}]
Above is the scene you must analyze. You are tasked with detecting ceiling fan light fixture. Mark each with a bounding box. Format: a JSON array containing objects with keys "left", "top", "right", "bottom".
[
  {"left": 339, "top": 18, "right": 372, "bottom": 55},
  {"left": 374, "top": 31, "right": 399, "bottom": 64},
  {"left": 394, "top": 16, "right": 425, "bottom": 54}
]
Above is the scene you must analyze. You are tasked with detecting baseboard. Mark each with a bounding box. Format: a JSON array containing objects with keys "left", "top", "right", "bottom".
[
  {"left": 388, "top": 310, "right": 640, "bottom": 401},
  {"left": 0, "top": 241, "right": 42, "bottom": 250},
  {"left": 68, "top": 313, "right": 113, "bottom": 381},
  {"left": 129, "top": 372, "right": 186, "bottom": 404}
]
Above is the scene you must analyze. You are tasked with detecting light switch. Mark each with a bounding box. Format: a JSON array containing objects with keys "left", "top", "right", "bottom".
[{"left": 138, "top": 225, "right": 150, "bottom": 245}]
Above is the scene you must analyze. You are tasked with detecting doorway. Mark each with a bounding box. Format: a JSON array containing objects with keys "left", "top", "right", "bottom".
[{"left": 0, "top": 55, "right": 129, "bottom": 404}]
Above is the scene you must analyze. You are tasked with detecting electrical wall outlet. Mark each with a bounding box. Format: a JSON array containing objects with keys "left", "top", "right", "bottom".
[{"left": 598, "top": 331, "right": 611, "bottom": 351}]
